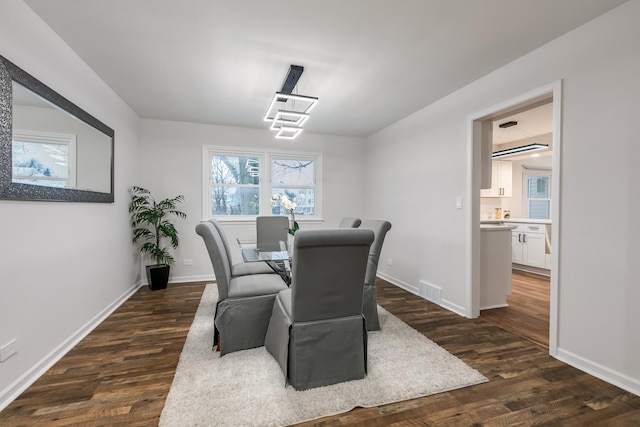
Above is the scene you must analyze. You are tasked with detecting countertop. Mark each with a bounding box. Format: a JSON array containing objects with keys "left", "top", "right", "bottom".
[
  {"left": 481, "top": 218, "right": 552, "bottom": 225},
  {"left": 481, "top": 224, "right": 517, "bottom": 231}
]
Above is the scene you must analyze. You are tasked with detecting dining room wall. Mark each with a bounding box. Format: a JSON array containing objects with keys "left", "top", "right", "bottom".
[
  {"left": 364, "top": 0, "right": 640, "bottom": 394},
  {"left": 0, "top": 0, "right": 141, "bottom": 409},
  {"left": 138, "top": 118, "right": 366, "bottom": 283}
]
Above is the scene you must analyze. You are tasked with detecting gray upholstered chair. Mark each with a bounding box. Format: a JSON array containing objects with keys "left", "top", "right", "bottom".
[
  {"left": 338, "top": 217, "right": 362, "bottom": 228},
  {"left": 206, "top": 218, "right": 275, "bottom": 277},
  {"left": 195, "top": 221, "right": 288, "bottom": 356},
  {"left": 358, "top": 220, "right": 392, "bottom": 331},
  {"left": 264, "top": 228, "right": 374, "bottom": 390},
  {"left": 256, "top": 216, "right": 289, "bottom": 251}
]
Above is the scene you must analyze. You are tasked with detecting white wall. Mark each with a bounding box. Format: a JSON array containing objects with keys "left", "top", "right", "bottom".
[
  {"left": 0, "top": 0, "right": 141, "bottom": 408},
  {"left": 139, "top": 119, "right": 366, "bottom": 282},
  {"left": 365, "top": 1, "right": 640, "bottom": 394}
]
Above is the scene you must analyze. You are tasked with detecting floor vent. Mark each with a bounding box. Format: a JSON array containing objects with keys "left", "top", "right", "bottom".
[{"left": 419, "top": 280, "right": 442, "bottom": 304}]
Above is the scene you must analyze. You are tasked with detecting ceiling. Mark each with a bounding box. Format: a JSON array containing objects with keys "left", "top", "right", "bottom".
[
  {"left": 23, "top": 0, "right": 626, "bottom": 138},
  {"left": 492, "top": 102, "right": 553, "bottom": 146}
]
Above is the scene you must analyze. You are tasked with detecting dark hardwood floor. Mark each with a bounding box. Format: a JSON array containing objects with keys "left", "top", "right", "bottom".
[
  {"left": 480, "top": 270, "right": 550, "bottom": 347},
  {"left": 1, "top": 278, "right": 639, "bottom": 426}
]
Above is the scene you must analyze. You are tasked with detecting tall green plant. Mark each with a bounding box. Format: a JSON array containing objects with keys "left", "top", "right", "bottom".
[{"left": 129, "top": 186, "right": 186, "bottom": 265}]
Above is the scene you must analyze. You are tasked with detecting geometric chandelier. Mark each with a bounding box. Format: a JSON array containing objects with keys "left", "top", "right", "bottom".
[{"left": 264, "top": 65, "right": 318, "bottom": 139}]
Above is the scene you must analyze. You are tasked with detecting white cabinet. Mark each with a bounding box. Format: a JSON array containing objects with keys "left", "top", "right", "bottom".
[
  {"left": 481, "top": 160, "right": 512, "bottom": 197},
  {"left": 508, "top": 223, "right": 546, "bottom": 269}
]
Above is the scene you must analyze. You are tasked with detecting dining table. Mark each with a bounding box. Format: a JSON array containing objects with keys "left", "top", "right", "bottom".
[{"left": 237, "top": 238, "right": 292, "bottom": 285}]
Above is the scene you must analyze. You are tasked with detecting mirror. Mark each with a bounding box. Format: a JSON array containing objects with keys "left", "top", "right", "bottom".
[{"left": 0, "top": 55, "right": 114, "bottom": 202}]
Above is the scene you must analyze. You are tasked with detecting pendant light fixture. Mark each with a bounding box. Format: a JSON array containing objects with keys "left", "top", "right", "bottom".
[{"left": 264, "top": 65, "right": 318, "bottom": 139}]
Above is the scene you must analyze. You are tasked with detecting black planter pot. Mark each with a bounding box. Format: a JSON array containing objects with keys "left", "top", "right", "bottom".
[{"left": 146, "top": 264, "right": 170, "bottom": 291}]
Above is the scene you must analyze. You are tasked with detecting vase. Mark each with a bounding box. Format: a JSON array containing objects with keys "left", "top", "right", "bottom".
[{"left": 288, "top": 234, "right": 295, "bottom": 259}]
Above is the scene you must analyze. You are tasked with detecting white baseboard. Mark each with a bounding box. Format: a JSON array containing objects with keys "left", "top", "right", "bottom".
[
  {"left": 377, "top": 272, "right": 419, "bottom": 296},
  {"left": 556, "top": 348, "right": 640, "bottom": 397},
  {"left": 442, "top": 299, "right": 468, "bottom": 317},
  {"left": 139, "top": 274, "right": 214, "bottom": 287},
  {"left": 0, "top": 283, "right": 142, "bottom": 412},
  {"left": 512, "top": 263, "right": 550, "bottom": 277},
  {"left": 376, "top": 272, "right": 468, "bottom": 317}
]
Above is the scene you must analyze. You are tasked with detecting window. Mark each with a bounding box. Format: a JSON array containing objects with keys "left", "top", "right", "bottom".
[
  {"left": 270, "top": 156, "right": 316, "bottom": 216},
  {"left": 12, "top": 130, "right": 76, "bottom": 188},
  {"left": 203, "top": 146, "right": 321, "bottom": 220},
  {"left": 523, "top": 170, "right": 551, "bottom": 219}
]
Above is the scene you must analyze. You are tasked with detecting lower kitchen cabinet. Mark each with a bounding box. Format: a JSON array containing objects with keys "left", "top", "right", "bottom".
[{"left": 508, "top": 223, "right": 547, "bottom": 269}]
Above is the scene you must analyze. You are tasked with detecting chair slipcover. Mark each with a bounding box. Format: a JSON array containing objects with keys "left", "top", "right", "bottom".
[
  {"left": 196, "top": 221, "right": 288, "bottom": 356},
  {"left": 338, "top": 217, "right": 362, "bottom": 228},
  {"left": 206, "top": 218, "right": 275, "bottom": 276},
  {"left": 256, "top": 216, "right": 289, "bottom": 252},
  {"left": 358, "top": 220, "right": 392, "bottom": 331},
  {"left": 264, "top": 228, "right": 374, "bottom": 390}
]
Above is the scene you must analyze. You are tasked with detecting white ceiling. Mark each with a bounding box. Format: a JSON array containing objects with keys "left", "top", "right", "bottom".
[
  {"left": 23, "top": 0, "right": 627, "bottom": 138},
  {"left": 492, "top": 102, "right": 553, "bottom": 146}
]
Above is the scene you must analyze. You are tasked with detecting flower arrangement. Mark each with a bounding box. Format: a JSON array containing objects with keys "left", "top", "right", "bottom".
[{"left": 272, "top": 194, "right": 300, "bottom": 235}]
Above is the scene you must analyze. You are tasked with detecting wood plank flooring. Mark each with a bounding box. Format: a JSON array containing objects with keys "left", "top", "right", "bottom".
[
  {"left": 480, "top": 270, "right": 550, "bottom": 347},
  {"left": 1, "top": 278, "right": 639, "bottom": 426}
]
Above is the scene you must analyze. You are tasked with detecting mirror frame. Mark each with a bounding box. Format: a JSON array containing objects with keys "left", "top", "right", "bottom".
[{"left": 0, "top": 55, "right": 114, "bottom": 203}]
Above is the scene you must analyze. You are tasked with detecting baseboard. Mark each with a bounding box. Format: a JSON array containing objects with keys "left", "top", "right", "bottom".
[
  {"left": 0, "top": 283, "right": 141, "bottom": 412},
  {"left": 512, "top": 263, "right": 550, "bottom": 277},
  {"left": 376, "top": 272, "right": 467, "bottom": 317},
  {"left": 377, "top": 272, "right": 419, "bottom": 296},
  {"left": 141, "top": 274, "right": 214, "bottom": 286},
  {"left": 556, "top": 347, "right": 640, "bottom": 397}
]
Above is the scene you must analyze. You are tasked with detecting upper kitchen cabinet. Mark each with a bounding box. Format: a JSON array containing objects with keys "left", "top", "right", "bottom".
[{"left": 481, "top": 160, "right": 512, "bottom": 197}]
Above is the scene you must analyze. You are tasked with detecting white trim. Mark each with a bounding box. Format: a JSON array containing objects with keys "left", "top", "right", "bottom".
[
  {"left": 465, "top": 80, "right": 562, "bottom": 357},
  {"left": 556, "top": 348, "right": 640, "bottom": 397},
  {"left": 378, "top": 271, "right": 468, "bottom": 317},
  {"left": 0, "top": 283, "right": 141, "bottom": 412}
]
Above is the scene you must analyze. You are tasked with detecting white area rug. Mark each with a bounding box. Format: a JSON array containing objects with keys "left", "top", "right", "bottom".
[{"left": 160, "top": 284, "right": 487, "bottom": 426}]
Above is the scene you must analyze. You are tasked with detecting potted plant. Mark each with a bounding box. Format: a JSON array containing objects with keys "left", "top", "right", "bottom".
[{"left": 129, "top": 186, "right": 186, "bottom": 290}]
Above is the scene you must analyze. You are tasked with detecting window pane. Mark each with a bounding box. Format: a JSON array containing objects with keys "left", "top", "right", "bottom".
[
  {"left": 272, "top": 188, "right": 315, "bottom": 216},
  {"left": 12, "top": 141, "right": 69, "bottom": 180},
  {"left": 528, "top": 176, "right": 549, "bottom": 199},
  {"left": 210, "top": 154, "right": 260, "bottom": 185},
  {"left": 271, "top": 158, "right": 314, "bottom": 186},
  {"left": 211, "top": 186, "right": 259, "bottom": 215},
  {"left": 529, "top": 200, "right": 550, "bottom": 219}
]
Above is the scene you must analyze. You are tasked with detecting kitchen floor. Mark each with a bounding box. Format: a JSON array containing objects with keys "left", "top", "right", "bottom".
[{"left": 480, "top": 270, "right": 550, "bottom": 347}]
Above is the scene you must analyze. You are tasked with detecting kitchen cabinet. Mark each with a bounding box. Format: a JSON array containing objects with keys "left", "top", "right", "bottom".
[
  {"left": 481, "top": 160, "right": 512, "bottom": 197},
  {"left": 508, "top": 223, "right": 546, "bottom": 268}
]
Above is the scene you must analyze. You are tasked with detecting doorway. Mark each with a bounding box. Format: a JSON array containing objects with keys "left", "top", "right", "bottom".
[{"left": 466, "top": 81, "right": 561, "bottom": 356}]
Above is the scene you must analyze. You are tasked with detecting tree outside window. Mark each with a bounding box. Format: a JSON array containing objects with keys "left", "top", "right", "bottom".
[
  {"left": 203, "top": 147, "right": 321, "bottom": 220},
  {"left": 209, "top": 154, "right": 260, "bottom": 215},
  {"left": 271, "top": 158, "right": 315, "bottom": 216}
]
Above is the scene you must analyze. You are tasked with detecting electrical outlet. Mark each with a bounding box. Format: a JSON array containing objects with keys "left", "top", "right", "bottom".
[
  {"left": 183, "top": 259, "right": 193, "bottom": 266},
  {"left": 0, "top": 339, "right": 17, "bottom": 362},
  {"left": 387, "top": 258, "right": 393, "bottom": 266}
]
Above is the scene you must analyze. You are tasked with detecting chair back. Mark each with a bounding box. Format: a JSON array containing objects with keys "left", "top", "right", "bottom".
[
  {"left": 291, "top": 228, "right": 374, "bottom": 322},
  {"left": 256, "top": 216, "right": 289, "bottom": 251},
  {"left": 207, "top": 218, "right": 233, "bottom": 267},
  {"left": 195, "top": 221, "right": 232, "bottom": 300},
  {"left": 358, "top": 220, "right": 392, "bottom": 288},
  {"left": 338, "top": 217, "right": 361, "bottom": 228}
]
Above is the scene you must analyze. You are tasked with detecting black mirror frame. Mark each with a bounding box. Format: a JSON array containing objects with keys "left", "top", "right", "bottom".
[{"left": 0, "top": 55, "right": 114, "bottom": 203}]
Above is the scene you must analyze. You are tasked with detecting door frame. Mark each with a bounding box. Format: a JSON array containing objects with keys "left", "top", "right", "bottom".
[{"left": 465, "top": 80, "right": 562, "bottom": 356}]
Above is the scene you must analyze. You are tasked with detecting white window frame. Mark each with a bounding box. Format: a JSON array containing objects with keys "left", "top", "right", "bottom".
[
  {"left": 12, "top": 129, "right": 77, "bottom": 188},
  {"left": 522, "top": 168, "right": 552, "bottom": 219},
  {"left": 202, "top": 145, "right": 322, "bottom": 222}
]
